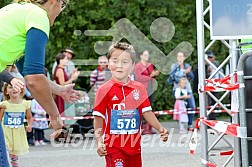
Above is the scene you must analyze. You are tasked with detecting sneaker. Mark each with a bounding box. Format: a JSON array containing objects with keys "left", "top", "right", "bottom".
[
  {"left": 39, "top": 141, "right": 47, "bottom": 146},
  {"left": 34, "top": 141, "right": 40, "bottom": 146}
]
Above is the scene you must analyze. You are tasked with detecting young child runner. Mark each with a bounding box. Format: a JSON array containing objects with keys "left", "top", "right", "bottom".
[
  {"left": 173, "top": 77, "right": 191, "bottom": 134},
  {"left": 31, "top": 98, "right": 49, "bottom": 146},
  {"left": 93, "top": 42, "right": 169, "bottom": 167},
  {"left": 0, "top": 82, "right": 33, "bottom": 167}
]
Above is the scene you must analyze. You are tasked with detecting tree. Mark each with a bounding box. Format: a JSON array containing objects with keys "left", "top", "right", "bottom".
[{"left": 1, "top": 0, "right": 228, "bottom": 111}]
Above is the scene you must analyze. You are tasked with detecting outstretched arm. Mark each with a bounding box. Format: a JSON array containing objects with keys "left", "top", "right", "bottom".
[
  {"left": 25, "top": 74, "right": 61, "bottom": 126},
  {"left": 48, "top": 80, "right": 79, "bottom": 103},
  {"left": 22, "top": 28, "right": 78, "bottom": 132},
  {"left": 22, "top": 28, "right": 63, "bottom": 131},
  {"left": 0, "top": 70, "right": 25, "bottom": 91}
]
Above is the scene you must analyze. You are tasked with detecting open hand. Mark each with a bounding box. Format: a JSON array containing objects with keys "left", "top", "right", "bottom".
[
  {"left": 59, "top": 84, "right": 80, "bottom": 104},
  {"left": 10, "top": 78, "right": 25, "bottom": 92}
]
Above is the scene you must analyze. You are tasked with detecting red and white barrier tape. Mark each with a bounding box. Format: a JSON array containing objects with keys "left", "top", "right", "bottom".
[
  {"left": 30, "top": 116, "right": 94, "bottom": 122},
  {"left": 189, "top": 118, "right": 247, "bottom": 155},
  {"left": 199, "top": 71, "right": 244, "bottom": 92},
  {"left": 154, "top": 109, "right": 229, "bottom": 116},
  {"left": 31, "top": 104, "right": 232, "bottom": 122},
  {"left": 154, "top": 104, "right": 232, "bottom": 116},
  {"left": 209, "top": 150, "right": 233, "bottom": 156},
  {"left": 28, "top": 103, "right": 232, "bottom": 122},
  {"left": 201, "top": 159, "right": 217, "bottom": 167},
  {"left": 201, "top": 119, "right": 247, "bottom": 138},
  {"left": 189, "top": 118, "right": 201, "bottom": 155}
]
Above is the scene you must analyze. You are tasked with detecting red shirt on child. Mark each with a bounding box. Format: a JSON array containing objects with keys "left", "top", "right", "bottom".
[{"left": 93, "top": 78, "right": 151, "bottom": 155}]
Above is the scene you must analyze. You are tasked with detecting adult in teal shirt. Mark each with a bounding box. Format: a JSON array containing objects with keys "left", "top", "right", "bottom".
[{"left": 0, "top": 1, "right": 77, "bottom": 166}]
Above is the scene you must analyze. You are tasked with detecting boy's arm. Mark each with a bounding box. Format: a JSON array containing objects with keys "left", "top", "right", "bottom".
[
  {"left": 94, "top": 116, "right": 103, "bottom": 144},
  {"left": 143, "top": 110, "right": 169, "bottom": 141},
  {"left": 143, "top": 110, "right": 163, "bottom": 130},
  {"left": 94, "top": 116, "right": 107, "bottom": 157}
]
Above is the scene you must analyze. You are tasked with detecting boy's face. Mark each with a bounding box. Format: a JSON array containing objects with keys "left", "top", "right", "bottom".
[{"left": 108, "top": 49, "right": 134, "bottom": 83}]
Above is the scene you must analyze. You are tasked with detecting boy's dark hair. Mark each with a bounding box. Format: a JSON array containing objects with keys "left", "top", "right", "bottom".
[
  {"left": 55, "top": 53, "right": 66, "bottom": 65},
  {"left": 107, "top": 42, "right": 136, "bottom": 62}
]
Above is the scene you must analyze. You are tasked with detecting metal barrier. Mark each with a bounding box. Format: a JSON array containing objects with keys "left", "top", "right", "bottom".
[
  {"left": 237, "top": 50, "right": 252, "bottom": 167},
  {"left": 196, "top": 1, "right": 251, "bottom": 166}
]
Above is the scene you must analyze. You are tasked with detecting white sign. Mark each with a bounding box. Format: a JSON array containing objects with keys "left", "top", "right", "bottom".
[{"left": 210, "top": 0, "right": 252, "bottom": 39}]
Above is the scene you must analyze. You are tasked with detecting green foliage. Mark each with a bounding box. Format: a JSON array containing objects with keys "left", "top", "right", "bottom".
[{"left": 0, "top": 0, "right": 230, "bottom": 111}]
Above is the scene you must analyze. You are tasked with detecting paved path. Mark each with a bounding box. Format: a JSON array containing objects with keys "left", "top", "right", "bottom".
[{"left": 19, "top": 121, "right": 234, "bottom": 167}]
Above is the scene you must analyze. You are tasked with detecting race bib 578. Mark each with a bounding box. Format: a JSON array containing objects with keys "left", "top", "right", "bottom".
[{"left": 110, "top": 109, "right": 140, "bottom": 134}]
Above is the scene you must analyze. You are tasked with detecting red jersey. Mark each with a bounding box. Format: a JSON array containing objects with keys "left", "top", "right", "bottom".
[{"left": 93, "top": 78, "right": 152, "bottom": 155}]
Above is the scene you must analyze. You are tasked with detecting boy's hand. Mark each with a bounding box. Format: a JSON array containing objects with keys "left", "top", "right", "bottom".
[
  {"left": 97, "top": 142, "right": 107, "bottom": 157},
  {"left": 159, "top": 127, "right": 169, "bottom": 142},
  {"left": 26, "top": 125, "right": 32, "bottom": 132}
]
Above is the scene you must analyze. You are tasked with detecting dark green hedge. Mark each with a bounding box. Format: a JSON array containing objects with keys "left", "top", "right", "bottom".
[{"left": 1, "top": 0, "right": 229, "bottom": 111}]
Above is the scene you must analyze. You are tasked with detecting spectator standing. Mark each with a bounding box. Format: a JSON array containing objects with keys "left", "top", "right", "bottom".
[
  {"left": 31, "top": 99, "right": 48, "bottom": 146},
  {"left": 52, "top": 47, "right": 77, "bottom": 78},
  {"left": 134, "top": 50, "right": 159, "bottom": 134},
  {"left": 54, "top": 53, "right": 79, "bottom": 114},
  {"left": 90, "top": 56, "right": 109, "bottom": 96},
  {"left": 169, "top": 51, "right": 195, "bottom": 131},
  {"left": 206, "top": 51, "right": 223, "bottom": 120},
  {"left": 173, "top": 78, "right": 190, "bottom": 134}
]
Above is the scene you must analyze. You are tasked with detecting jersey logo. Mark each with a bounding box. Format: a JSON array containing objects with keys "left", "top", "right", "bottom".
[
  {"left": 114, "top": 159, "right": 124, "bottom": 167},
  {"left": 132, "top": 90, "right": 140, "bottom": 100},
  {"left": 112, "top": 95, "right": 119, "bottom": 101},
  {"left": 113, "top": 103, "right": 125, "bottom": 110}
]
